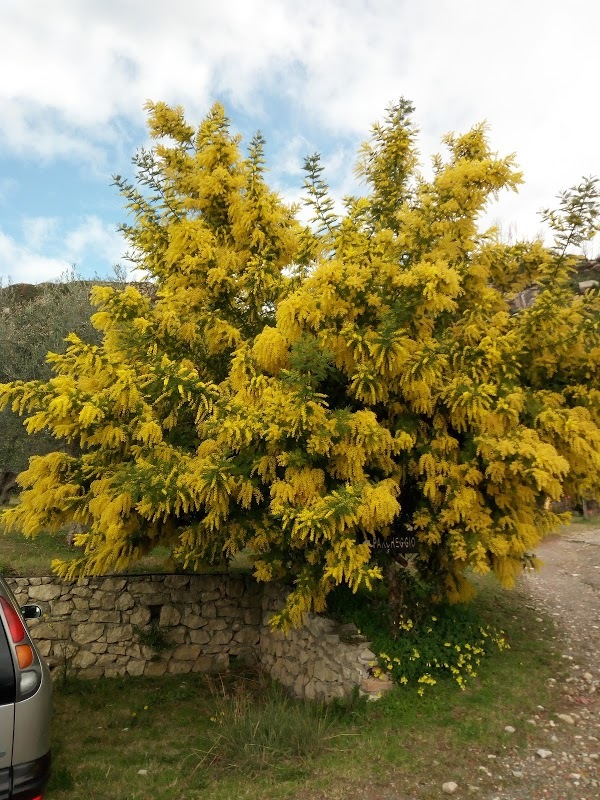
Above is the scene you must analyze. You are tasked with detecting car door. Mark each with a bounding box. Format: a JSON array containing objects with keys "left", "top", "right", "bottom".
[{"left": 0, "top": 618, "right": 15, "bottom": 799}]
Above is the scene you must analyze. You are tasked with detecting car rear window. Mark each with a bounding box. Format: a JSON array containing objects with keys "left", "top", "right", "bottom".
[{"left": 0, "top": 611, "right": 16, "bottom": 705}]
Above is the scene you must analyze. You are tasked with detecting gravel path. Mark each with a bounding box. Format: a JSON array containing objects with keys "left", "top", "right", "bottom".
[{"left": 481, "top": 524, "right": 600, "bottom": 800}]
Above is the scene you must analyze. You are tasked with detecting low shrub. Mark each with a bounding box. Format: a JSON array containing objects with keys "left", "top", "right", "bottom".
[{"left": 328, "top": 584, "right": 509, "bottom": 694}]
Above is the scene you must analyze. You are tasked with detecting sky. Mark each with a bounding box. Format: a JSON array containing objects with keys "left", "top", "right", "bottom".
[{"left": 1, "top": 0, "right": 598, "bottom": 285}]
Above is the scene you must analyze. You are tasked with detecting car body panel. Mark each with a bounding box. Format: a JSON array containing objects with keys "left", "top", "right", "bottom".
[
  {"left": 0, "top": 577, "right": 51, "bottom": 798},
  {"left": 11, "top": 666, "right": 51, "bottom": 766},
  {"left": 0, "top": 616, "right": 15, "bottom": 771}
]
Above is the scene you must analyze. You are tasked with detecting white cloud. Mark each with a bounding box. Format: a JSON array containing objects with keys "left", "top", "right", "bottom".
[
  {"left": 21, "top": 217, "right": 60, "bottom": 251},
  {"left": 0, "top": 216, "right": 126, "bottom": 285},
  {"left": 62, "top": 216, "right": 124, "bottom": 271},
  {"left": 0, "top": 0, "right": 598, "bottom": 249},
  {"left": 0, "top": 230, "right": 70, "bottom": 285}
]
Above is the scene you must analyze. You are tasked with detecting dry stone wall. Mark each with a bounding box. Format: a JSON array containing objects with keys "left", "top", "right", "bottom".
[
  {"left": 260, "top": 585, "right": 380, "bottom": 701},
  {"left": 8, "top": 574, "right": 262, "bottom": 679},
  {"left": 7, "top": 574, "right": 391, "bottom": 702}
]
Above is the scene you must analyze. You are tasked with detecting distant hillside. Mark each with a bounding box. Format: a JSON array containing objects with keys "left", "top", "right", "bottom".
[{"left": 0, "top": 279, "right": 155, "bottom": 310}]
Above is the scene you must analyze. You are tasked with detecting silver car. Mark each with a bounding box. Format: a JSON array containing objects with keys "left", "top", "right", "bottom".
[{"left": 0, "top": 577, "right": 51, "bottom": 800}]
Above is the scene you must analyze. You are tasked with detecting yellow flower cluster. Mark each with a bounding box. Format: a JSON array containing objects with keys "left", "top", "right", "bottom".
[{"left": 1, "top": 98, "right": 599, "bottom": 629}]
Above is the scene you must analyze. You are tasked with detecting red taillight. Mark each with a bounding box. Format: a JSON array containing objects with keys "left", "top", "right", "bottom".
[{"left": 0, "top": 596, "right": 26, "bottom": 643}]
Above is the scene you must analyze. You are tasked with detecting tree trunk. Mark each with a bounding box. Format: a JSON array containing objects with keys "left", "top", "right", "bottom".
[
  {"left": 385, "top": 558, "right": 407, "bottom": 639},
  {"left": 0, "top": 471, "right": 17, "bottom": 505}
]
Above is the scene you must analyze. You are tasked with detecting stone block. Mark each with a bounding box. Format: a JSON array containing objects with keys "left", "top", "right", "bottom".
[
  {"left": 191, "top": 656, "right": 217, "bottom": 673},
  {"left": 207, "top": 618, "right": 227, "bottom": 631},
  {"left": 189, "top": 629, "right": 211, "bottom": 645},
  {"left": 115, "top": 592, "right": 134, "bottom": 611},
  {"left": 168, "top": 628, "right": 186, "bottom": 644},
  {"left": 144, "top": 661, "right": 167, "bottom": 677},
  {"left": 52, "top": 601, "right": 73, "bottom": 616},
  {"left": 233, "top": 628, "right": 259, "bottom": 646},
  {"left": 172, "top": 644, "right": 202, "bottom": 661},
  {"left": 359, "top": 648, "right": 376, "bottom": 664},
  {"left": 71, "top": 650, "right": 98, "bottom": 670},
  {"left": 78, "top": 666, "right": 104, "bottom": 679},
  {"left": 210, "top": 630, "right": 233, "bottom": 647},
  {"left": 306, "top": 616, "right": 335, "bottom": 637},
  {"left": 159, "top": 605, "right": 181, "bottom": 627},
  {"left": 168, "top": 590, "right": 190, "bottom": 603},
  {"left": 100, "top": 593, "right": 118, "bottom": 610},
  {"left": 167, "top": 660, "right": 192, "bottom": 675},
  {"left": 216, "top": 603, "right": 243, "bottom": 619},
  {"left": 129, "top": 581, "right": 160, "bottom": 595},
  {"left": 163, "top": 575, "right": 189, "bottom": 589},
  {"left": 105, "top": 624, "right": 133, "bottom": 644},
  {"left": 30, "top": 621, "right": 70, "bottom": 641},
  {"left": 70, "top": 587, "right": 92, "bottom": 598},
  {"left": 361, "top": 677, "right": 394, "bottom": 694},
  {"left": 304, "top": 680, "right": 317, "bottom": 701},
  {"left": 312, "top": 662, "right": 338, "bottom": 683},
  {"left": 202, "top": 603, "right": 217, "bottom": 619},
  {"left": 35, "top": 640, "right": 52, "bottom": 657},
  {"left": 126, "top": 660, "right": 146, "bottom": 676},
  {"left": 181, "top": 612, "right": 207, "bottom": 630},
  {"left": 104, "top": 666, "right": 127, "bottom": 678},
  {"left": 233, "top": 629, "right": 259, "bottom": 646},
  {"left": 244, "top": 608, "right": 262, "bottom": 625},
  {"left": 100, "top": 578, "right": 127, "bottom": 593},
  {"left": 72, "top": 622, "right": 105, "bottom": 644},
  {"left": 240, "top": 593, "right": 262, "bottom": 608},
  {"left": 125, "top": 643, "right": 145, "bottom": 660},
  {"left": 213, "top": 653, "right": 229, "bottom": 672},
  {"left": 95, "top": 653, "right": 119, "bottom": 667},
  {"left": 201, "top": 591, "right": 221, "bottom": 602},
  {"left": 293, "top": 674, "right": 306, "bottom": 697},
  {"left": 129, "top": 607, "right": 151, "bottom": 626},
  {"left": 89, "top": 610, "right": 121, "bottom": 624},
  {"left": 28, "top": 583, "right": 62, "bottom": 602},
  {"left": 297, "top": 649, "right": 309, "bottom": 665}
]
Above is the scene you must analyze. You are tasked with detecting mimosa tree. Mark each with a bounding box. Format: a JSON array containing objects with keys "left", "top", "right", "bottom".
[{"left": 2, "top": 100, "right": 599, "bottom": 629}]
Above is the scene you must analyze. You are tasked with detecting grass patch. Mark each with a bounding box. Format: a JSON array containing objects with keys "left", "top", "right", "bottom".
[
  {"left": 0, "top": 523, "right": 250, "bottom": 576},
  {"left": 47, "top": 669, "right": 360, "bottom": 800},
  {"left": 0, "top": 524, "right": 175, "bottom": 576},
  {"left": 46, "top": 579, "right": 566, "bottom": 800},
  {"left": 0, "top": 528, "right": 76, "bottom": 576},
  {"left": 570, "top": 511, "right": 600, "bottom": 526}
]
